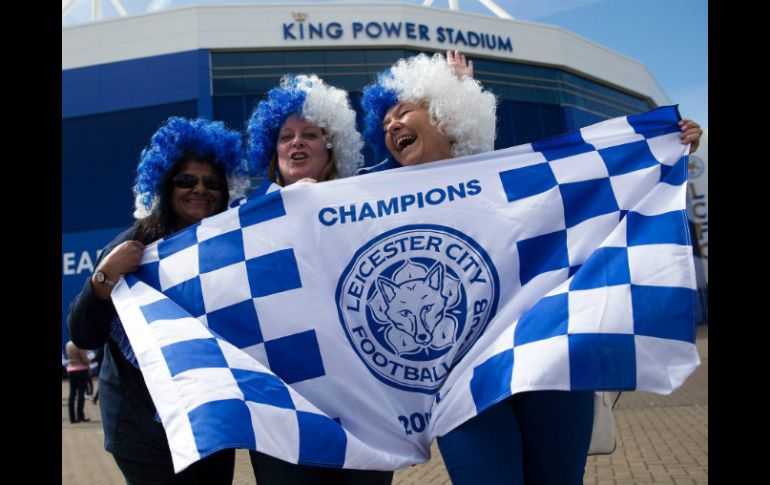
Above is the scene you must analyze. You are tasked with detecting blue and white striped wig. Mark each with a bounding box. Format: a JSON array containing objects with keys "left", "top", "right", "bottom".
[
  {"left": 362, "top": 53, "right": 497, "bottom": 162},
  {"left": 133, "top": 116, "right": 247, "bottom": 219},
  {"left": 246, "top": 74, "right": 363, "bottom": 180}
]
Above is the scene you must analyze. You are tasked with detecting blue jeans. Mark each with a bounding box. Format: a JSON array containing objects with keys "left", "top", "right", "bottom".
[{"left": 437, "top": 390, "right": 594, "bottom": 485}]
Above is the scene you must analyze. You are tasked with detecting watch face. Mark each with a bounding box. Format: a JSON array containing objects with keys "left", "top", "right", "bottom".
[{"left": 95, "top": 272, "right": 105, "bottom": 283}]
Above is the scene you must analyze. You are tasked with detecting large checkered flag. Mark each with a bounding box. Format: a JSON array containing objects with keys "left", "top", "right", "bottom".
[{"left": 113, "top": 105, "right": 699, "bottom": 472}]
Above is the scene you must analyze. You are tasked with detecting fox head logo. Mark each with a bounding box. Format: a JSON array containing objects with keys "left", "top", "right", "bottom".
[
  {"left": 369, "top": 260, "right": 461, "bottom": 355},
  {"left": 337, "top": 225, "right": 499, "bottom": 392}
]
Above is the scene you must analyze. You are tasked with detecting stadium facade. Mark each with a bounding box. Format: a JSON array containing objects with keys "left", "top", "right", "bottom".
[{"left": 62, "top": 2, "right": 671, "bottom": 353}]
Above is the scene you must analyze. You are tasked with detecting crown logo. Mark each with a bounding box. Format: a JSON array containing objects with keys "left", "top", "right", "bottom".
[{"left": 291, "top": 12, "right": 307, "bottom": 22}]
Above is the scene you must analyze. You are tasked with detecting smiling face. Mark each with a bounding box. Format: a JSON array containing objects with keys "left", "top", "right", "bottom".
[
  {"left": 382, "top": 101, "right": 453, "bottom": 166},
  {"left": 275, "top": 114, "right": 330, "bottom": 185},
  {"left": 171, "top": 159, "right": 225, "bottom": 230}
]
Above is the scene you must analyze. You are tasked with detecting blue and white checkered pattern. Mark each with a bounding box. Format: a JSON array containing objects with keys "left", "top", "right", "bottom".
[
  {"left": 113, "top": 106, "right": 699, "bottom": 472},
  {"left": 434, "top": 107, "right": 699, "bottom": 430}
]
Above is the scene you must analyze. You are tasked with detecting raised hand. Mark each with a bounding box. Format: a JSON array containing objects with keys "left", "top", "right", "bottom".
[{"left": 446, "top": 50, "right": 474, "bottom": 80}]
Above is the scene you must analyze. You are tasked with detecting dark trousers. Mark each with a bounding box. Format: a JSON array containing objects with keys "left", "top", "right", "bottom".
[
  {"left": 250, "top": 450, "right": 393, "bottom": 485},
  {"left": 67, "top": 369, "right": 90, "bottom": 423},
  {"left": 113, "top": 449, "right": 235, "bottom": 485},
  {"left": 437, "top": 390, "right": 594, "bottom": 485}
]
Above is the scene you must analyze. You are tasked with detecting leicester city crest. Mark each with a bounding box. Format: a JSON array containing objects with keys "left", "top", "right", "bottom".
[{"left": 336, "top": 225, "right": 499, "bottom": 393}]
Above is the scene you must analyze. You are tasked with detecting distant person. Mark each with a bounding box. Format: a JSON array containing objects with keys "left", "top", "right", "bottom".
[
  {"left": 65, "top": 340, "right": 91, "bottom": 424},
  {"left": 91, "top": 345, "right": 104, "bottom": 405},
  {"left": 85, "top": 350, "right": 95, "bottom": 399}
]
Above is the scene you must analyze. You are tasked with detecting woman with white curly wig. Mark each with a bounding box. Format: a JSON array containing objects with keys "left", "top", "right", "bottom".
[
  {"left": 244, "top": 75, "right": 393, "bottom": 485},
  {"left": 360, "top": 51, "right": 494, "bottom": 174},
  {"left": 360, "top": 51, "right": 703, "bottom": 485},
  {"left": 359, "top": 52, "right": 593, "bottom": 485}
]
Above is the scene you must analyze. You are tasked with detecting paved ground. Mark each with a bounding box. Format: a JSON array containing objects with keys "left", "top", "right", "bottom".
[{"left": 63, "top": 326, "right": 707, "bottom": 484}]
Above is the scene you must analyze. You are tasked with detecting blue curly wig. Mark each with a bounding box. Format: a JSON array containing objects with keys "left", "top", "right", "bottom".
[
  {"left": 133, "top": 117, "right": 246, "bottom": 218},
  {"left": 362, "top": 73, "right": 399, "bottom": 162},
  {"left": 362, "top": 54, "right": 497, "bottom": 163},
  {"left": 246, "top": 75, "right": 363, "bottom": 180}
]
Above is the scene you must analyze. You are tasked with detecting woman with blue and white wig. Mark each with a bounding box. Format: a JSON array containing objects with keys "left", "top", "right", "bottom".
[
  {"left": 245, "top": 75, "right": 393, "bottom": 485},
  {"left": 246, "top": 74, "right": 363, "bottom": 190},
  {"left": 67, "top": 116, "right": 248, "bottom": 484}
]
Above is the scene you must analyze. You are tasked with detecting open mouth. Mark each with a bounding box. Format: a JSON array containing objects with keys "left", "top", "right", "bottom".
[
  {"left": 291, "top": 153, "right": 308, "bottom": 160},
  {"left": 396, "top": 135, "right": 417, "bottom": 151}
]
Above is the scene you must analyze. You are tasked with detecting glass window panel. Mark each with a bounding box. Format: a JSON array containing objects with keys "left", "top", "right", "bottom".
[
  {"left": 325, "top": 50, "right": 366, "bottom": 64},
  {"left": 472, "top": 58, "right": 499, "bottom": 73},
  {"left": 282, "top": 65, "right": 326, "bottom": 77},
  {"left": 242, "top": 76, "right": 283, "bottom": 94},
  {"left": 324, "top": 65, "right": 368, "bottom": 75},
  {"left": 212, "top": 68, "right": 254, "bottom": 77},
  {"left": 212, "top": 78, "right": 243, "bottom": 95},
  {"left": 283, "top": 50, "right": 321, "bottom": 67},
  {"left": 365, "top": 49, "right": 408, "bottom": 65},
  {"left": 211, "top": 52, "right": 241, "bottom": 67},
  {"left": 323, "top": 74, "right": 370, "bottom": 91},
  {"left": 241, "top": 51, "right": 283, "bottom": 67},
  {"left": 213, "top": 97, "right": 249, "bottom": 131}
]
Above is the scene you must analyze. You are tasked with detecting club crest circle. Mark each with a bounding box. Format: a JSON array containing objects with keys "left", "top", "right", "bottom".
[{"left": 336, "top": 225, "right": 499, "bottom": 393}]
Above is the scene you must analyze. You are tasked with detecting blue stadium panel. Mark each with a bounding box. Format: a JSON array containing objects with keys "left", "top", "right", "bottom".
[{"left": 63, "top": 50, "right": 207, "bottom": 119}]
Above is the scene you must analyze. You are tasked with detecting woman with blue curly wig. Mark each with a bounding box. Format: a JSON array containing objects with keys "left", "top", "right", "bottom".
[
  {"left": 244, "top": 74, "right": 393, "bottom": 485},
  {"left": 67, "top": 116, "right": 247, "bottom": 484},
  {"left": 360, "top": 51, "right": 703, "bottom": 485}
]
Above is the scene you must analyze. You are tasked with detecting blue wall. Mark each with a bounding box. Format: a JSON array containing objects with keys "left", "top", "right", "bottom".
[{"left": 63, "top": 50, "right": 211, "bottom": 118}]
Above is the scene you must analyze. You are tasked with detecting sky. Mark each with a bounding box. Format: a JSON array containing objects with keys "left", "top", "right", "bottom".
[{"left": 62, "top": 0, "right": 708, "bottom": 128}]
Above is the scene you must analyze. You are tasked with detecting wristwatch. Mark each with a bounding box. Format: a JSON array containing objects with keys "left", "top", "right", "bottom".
[{"left": 93, "top": 271, "right": 116, "bottom": 288}]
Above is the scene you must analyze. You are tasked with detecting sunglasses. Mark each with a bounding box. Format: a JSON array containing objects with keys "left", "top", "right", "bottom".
[{"left": 172, "top": 173, "right": 224, "bottom": 191}]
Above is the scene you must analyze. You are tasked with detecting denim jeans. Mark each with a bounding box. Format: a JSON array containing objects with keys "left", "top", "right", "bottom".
[{"left": 437, "top": 390, "right": 594, "bottom": 485}]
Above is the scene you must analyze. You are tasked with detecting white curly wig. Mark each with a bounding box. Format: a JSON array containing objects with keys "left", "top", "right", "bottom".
[{"left": 362, "top": 53, "right": 497, "bottom": 161}]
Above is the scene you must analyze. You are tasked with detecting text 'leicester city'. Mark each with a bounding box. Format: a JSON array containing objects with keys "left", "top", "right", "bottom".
[{"left": 336, "top": 225, "right": 499, "bottom": 393}]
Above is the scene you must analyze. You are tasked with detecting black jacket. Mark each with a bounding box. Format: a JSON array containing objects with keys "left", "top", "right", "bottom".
[{"left": 67, "top": 227, "right": 175, "bottom": 464}]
